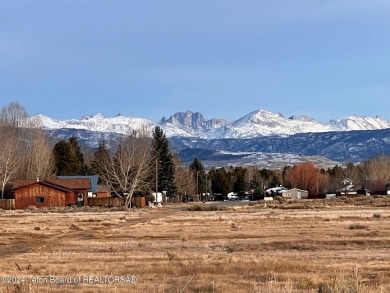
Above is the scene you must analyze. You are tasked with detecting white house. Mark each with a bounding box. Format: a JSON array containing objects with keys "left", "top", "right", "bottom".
[{"left": 281, "top": 188, "right": 309, "bottom": 199}]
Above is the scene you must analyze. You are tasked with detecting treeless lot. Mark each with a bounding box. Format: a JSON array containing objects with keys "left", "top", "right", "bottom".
[{"left": 1, "top": 202, "right": 390, "bottom": 293}]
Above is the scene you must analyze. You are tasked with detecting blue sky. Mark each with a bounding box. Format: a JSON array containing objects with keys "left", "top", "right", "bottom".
[{"left": 1, "top": 1, "right": 390, "bottom": 123}]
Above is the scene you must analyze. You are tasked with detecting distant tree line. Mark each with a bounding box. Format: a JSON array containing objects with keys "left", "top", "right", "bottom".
[{"left": 1, "top": 102, "right": 390, "bottom": 202}]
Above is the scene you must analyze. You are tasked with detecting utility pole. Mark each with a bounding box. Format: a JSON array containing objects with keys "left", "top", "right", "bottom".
[
  {"left": 196, "top": 171, "right": 199, "bottom": 201},
  {"left": 155, "top": 159, "right": 158, "bottom": 204},
  {"left": 205, "top": 172, "right": 208, "bottom": 201}
]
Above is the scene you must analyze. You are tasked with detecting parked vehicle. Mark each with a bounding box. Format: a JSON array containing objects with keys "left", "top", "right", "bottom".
[
  {"left": 265, "top": 186, "right": 287, "bottom": 196},
  {"left": 227, "top": 192, "right": 239, "bottom": 200}
]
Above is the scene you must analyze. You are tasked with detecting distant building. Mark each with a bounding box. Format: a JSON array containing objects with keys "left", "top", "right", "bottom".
[
  {"left": 341, "top": 178, "right": 357, "bottom": 195},
  {"left": 281, "top": 188, "right": 309, "bottom": 199}
]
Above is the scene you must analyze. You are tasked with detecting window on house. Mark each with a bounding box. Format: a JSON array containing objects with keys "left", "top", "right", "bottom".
[{"left": 36, "top": 197, "right": 44, "bottom": 203}]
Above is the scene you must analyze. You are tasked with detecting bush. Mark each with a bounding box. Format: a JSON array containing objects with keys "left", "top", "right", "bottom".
[
  {"left": 187, "top": 205, "right": 228, "bottom": 211},
  {"left": 348, "top": 223, "right": 367, "bottom": 230},
  {"left": 166, "top": 251, "right": 177, "bottom": 261}
]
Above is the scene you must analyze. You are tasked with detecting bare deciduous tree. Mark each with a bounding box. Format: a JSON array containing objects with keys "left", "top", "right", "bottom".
[
  {"left": 92, "top": 128, "right": 154, "bottom": 208},
  {"left": 0, "top": 101, "right": 30, "bottom": 128},
  {"left": 285, "top": 162, "right": 320, "bottom": 196},
  {"left": 0, "top": 125, "right": 21, "bottom": 198},
  {"left": 0, "top": 102, "right": 54, "bottom": 198},
  {"left": 22, "top": 129, "right": 55, "bottom": 179},
  {"left": 363, "top": 154, "right": 390, "bottom": 193},
  {"left": 172, "top": 154, "right": 196, "bottom": 202}
]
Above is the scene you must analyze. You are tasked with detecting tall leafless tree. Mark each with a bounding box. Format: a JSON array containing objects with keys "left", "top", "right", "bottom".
[
  {"left": 172, "top": 154, "right": 196, "bottom": 202},
  {"left": 0, "top": 102, "right": 54, "bottom": 198},
  {"left": 0, "top": 125, "right": 20, "bottom": 198},
  {"left": 363, "top": 154, "right": 390, "bottom": 193},
  {"left": 22, "top": 129, "right": 55, "bottom": 179},
  {"left": 285, "top": 162, "right": 320, "bottom": 196},
  {"left": 92, "top": 128, "right": 155, "bottom": 208}
]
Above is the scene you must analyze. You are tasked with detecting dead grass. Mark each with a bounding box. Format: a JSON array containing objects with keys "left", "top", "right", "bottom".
[
  {"left": 250, "top": 195, "right": 390, "bottom": 210},
  {"left": 0, "top": 205, "right": 390, "bottom": 292}
]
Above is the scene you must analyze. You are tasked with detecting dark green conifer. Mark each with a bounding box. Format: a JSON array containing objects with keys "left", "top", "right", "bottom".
[
  {"left": 151, "top": 126, "right": 177, "bottom": 198},
  {"left": 52, "top": 137, "right": 87, "bottom": 175}
]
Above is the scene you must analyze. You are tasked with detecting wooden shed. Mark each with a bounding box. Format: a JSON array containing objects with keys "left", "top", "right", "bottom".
[{"left": 14, "top": 178, "right": 91, "bottom": 209}]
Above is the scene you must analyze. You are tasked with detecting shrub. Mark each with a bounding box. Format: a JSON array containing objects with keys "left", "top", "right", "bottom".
[
  {"left": 166, "top": 251, "right": 177, "bottom": 261},
  {"left": 348, "top": 223, "right": 367, "bottom": 230},
  {"left": 69, "top": 224, "right": 80, "bottom": 231},
  {"left": 187, "top": 205, "right": 228, "bottom": 211}
]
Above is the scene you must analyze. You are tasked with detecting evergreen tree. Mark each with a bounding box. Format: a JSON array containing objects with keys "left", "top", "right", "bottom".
[
  {"left": 209, "top": 167, "right": 230, "bottom": 199},
  {"left": 151, "top": 126, "right": 177, "bottom": 198},
  {"left": 69, "top": 137, "right": 88, "bottom": 175},
  {"left": 91, "top": 141, "right": 111, "bottom": 183},
  {"left": 52, "top": 137, "right": 87, "bottom": 176},
  {"left": 189, "top": 158, "right": 206, "bottom": 195},
  {"left": 233, "top": 167, "right": 246, "bottom": 193}
]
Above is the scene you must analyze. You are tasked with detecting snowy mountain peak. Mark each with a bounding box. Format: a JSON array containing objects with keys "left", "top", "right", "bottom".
[
  {"left": 232, "top": 109, "right": 281, "bottom": 126},
  {"left": 328, "top": 115, "right": 390, "bottom": 131},
  {"left": 289, "top": 115, "right": 318, "bottom": 123},
  {"left": 161, "top": 111, "right": 205, "bottom": 129},
  {"left": 35, "top": 109, "right": 390, "bottom": 140},
  {"left": 226, "top": 109, "right": 328, "bottom": 138},
  {"left": 35, "top": 113, "right": 156, "bottom": 135},
  {"left": 160, "top": 111, "right": 229, "bottom": 138}
]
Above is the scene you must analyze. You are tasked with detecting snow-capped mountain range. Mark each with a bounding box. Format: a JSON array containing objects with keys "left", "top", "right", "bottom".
[{"left": 35, "top": 109, "right": 390, "bottom": 139}]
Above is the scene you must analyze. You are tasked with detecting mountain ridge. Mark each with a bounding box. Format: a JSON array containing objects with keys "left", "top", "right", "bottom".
[
  {"left": 38, "top": 109, "right": 390, "bottom": 167},
  {"left": 34, "top": 109, "right": 390, "bottom": 139}
]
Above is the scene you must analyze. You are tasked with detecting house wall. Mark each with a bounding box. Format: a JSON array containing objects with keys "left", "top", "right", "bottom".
[
  {"left": 65, "top": 192, "right": 79, "bottom": 206},
  {"left": 15, "top": 184, "right": 71, "bottom": 209}
]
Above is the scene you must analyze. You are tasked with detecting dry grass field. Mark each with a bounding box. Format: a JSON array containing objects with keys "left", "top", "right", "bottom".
[{"left": 1, "top": 198, "right": 390, "bottom": 293}]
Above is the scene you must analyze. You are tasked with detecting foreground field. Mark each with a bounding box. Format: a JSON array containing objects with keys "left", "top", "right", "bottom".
[{"left": 1, "top": 202, "right": 390, "bottom": 292}]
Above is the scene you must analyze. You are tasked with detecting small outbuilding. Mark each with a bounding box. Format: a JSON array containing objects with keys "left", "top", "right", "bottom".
[{"left": 281, "top": 188, "right": 309, "bottom": 199}]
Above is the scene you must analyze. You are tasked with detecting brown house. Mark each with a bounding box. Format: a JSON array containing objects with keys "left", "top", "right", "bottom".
[{"left": 14, "top": 178, "right": 91, "bottom": 209}]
